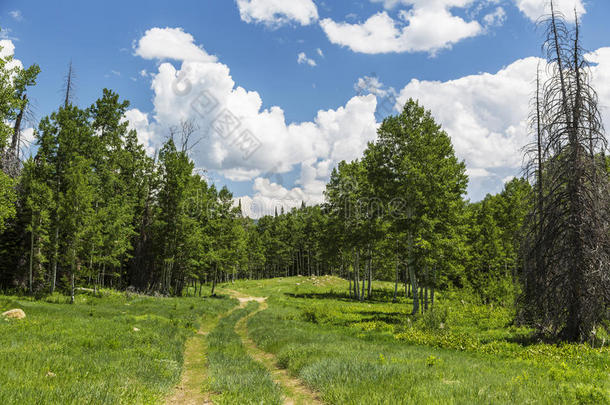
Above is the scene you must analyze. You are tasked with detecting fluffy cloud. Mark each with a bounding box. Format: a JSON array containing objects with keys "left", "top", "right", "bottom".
[
  {"left": 586, "top": 48, "right": 610, "bottom": 132},
  {"left": 123, "top": 109, "right": 158, "bottom": 155},
  {"left": 236, "top": 0, "right": 319, "bottom": 27},
  {"left": 395, "top": 47, "right": 610, "bottom": 198},
  {"left": 355, "top": 75, "right": 388, "bottom": 97},
  {"left": 297, "top": 52, "right": 316, "bottom": 67},
  {"left": 133, "top": 27, "right": 217, "bottom": 63},
  {"left": 320, "top": 1, "right": 482, "bottom": 55},
  {"left": 130, "top": 27, "right": 378, "bottom": 215},
  {"left": 396, "top": 56, "right": 540, "bottom": 171},
  {"left": 395, "top": 55, "right": 539, "bottom": 198},
  {"left": 514, "top": 0, "right": 585, "bottom": 22},
  {"left": 0, "top": 40, "right": 24, "bottom": 78}
]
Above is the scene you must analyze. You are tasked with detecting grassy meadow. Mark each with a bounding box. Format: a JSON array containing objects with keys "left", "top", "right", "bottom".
[
  {"left": 227, "top": 276, "right": 610, "bottom": 405},
  {"left": 0, "top": 290, "right": 234, "bottom": 404},
  {"left": 1, "top": 276, "right": 609, "bottom": 404}
]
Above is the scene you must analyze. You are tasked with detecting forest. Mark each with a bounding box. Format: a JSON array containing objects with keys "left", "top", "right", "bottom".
[{"left": 0, "top": 5, "right": 609, "bottom": 405}]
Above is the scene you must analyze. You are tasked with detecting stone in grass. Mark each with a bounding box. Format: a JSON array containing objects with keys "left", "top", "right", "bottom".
[
  {"left": 46, "top": 371, "right": 56, "bottom": 378},
  {"left": 1, "top": 309, "right": 26, "bottom": 320},
  {"left": 133, "top": 327, "right": 140, "bottom": 332}
]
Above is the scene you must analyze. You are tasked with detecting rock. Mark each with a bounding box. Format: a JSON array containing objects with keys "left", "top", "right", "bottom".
[
  {"left": 46, "top": 371, "right": 56, "bottom": 378},
  {"left": 133, "top": 327, "right": 140, "bottom": 332},
  {"left": 2, "top": 309, "right": 25, "bottom": 320}
]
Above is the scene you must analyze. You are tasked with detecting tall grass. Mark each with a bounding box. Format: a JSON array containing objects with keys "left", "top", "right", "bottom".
[{"left": 225, "top": 276, "right": 610, "bottom": 404}]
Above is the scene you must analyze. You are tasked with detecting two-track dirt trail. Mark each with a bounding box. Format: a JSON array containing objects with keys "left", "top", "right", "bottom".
[
  {"left": 228, "top": 289, "right": 323, "bottom": 405},
  {"left": 166, "top": 290, "right": 322, "bottom": 405},
  {"left": 166, "top": 314, "right": 219, "bottom": 405}
]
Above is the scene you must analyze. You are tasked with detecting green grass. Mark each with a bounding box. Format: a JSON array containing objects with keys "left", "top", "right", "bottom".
[
  {"left": 206, "top": 301, "right": 283, "bottom": 404},
  {"left": 224, "top": 276, "right": 610, "bottom": 404},
  {"left": 2, "top": 276, "right": 609, "bottom": 404},
  {"left": 0, "top": 290, "right": 234, "bottom": 404}
]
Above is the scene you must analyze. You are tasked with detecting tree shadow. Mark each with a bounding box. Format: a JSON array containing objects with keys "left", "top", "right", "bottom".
[
  {"left": 285, "top": 290, "right": 410, "bottom": 304},
  {"left": 351, "top": 310, "right": 407, "bottom": 325}
]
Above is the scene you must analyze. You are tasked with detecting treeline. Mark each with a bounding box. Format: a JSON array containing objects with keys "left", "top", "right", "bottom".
[
  {"left": 0, "top": 42, "right": 531, "bottom": 309},
  {"left": 0, "top": 86, "right": 252, "bottom": 298},
  {"left": 257, "top": 101, "right": 531, "bottom": 313},
  {"left": 2, "top": 5, "right": 607, "bottom": 342}
]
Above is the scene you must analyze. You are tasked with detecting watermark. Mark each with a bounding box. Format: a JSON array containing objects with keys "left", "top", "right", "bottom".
[{"left": 172, "top": 76, "right": 262, "bottom": 161}]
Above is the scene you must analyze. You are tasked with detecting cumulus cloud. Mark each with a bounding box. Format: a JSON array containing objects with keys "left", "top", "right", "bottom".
[
  {"left": 320, "top": 1, "right": 482, "bottom": 55},
  {"left": 297, "top": 52, "right": 316, "bottom": 67},
  {"left": 0, "top": 40, "right": 23, "bottom": 71},
  {"left": 236, "top": 0, "right": 319, "bottom": 27},
  {"left": 514, "top": 0, "right": 585, "bottom": 22},
  {"left": 133, "top": 27, "right": 217, "bottom": 63},
  {"left": 395, "top": 55, "right": 539, "bottom": 197},
  {"left": 586, "top": 48, "right": 610, "bottom": 133},
  {"left": 395, "top": 47, "right": 610, "bottom": 198},
  {"left": 396, "top": 56, "right": 540, "bottom": 171},
  {"left": 123, "top": 109, "right": 158, "bottom": 155},
  {"left": 130, "top": 27, "right": 378, "bottom": 215}
]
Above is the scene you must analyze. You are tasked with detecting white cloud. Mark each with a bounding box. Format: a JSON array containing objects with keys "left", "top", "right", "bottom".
[
  {"left": 0, "top": 39, "right": 23, "bottom": 71},
  {"left": 355, "top": 75, "right": 388, "bottom": 97},
  {"left": 397, "top": 56, "right": 539, "bottom": 172},
  {"left": 503, "top": 175, "right": 516, "bottom": 184},
  {"left": 123, "top": 109, "right": 158, "bottom": 155},
  {"left": 586, "top": 48, "right": 610, "bottom": 133},
  {"left": 297, "top": 52, "right": 316, "bottom": 67},
  {"left": 317, "top": 48, "right": 324, "bottom": 57},
  {"left": 130, "top": 27, "right": 378, "bottom": 212},
  {"left": 395, "top": 47, "right": 610, "bottom": 198},
  {"left": 9, "top": 10, "right": 23, "bottom": 22},
  {"left": 320, "top": 1, "right": 482, "bottom": 55},
  {"left": 20, "top": 127, "right": 35, "bottom": 158},
  {"left": 236, "top": 0, "right": 319, "bottom": 27},
  {"left": 514, "top": 0, "right": 585, "bottom": 22},
  {"left": 467, "top": 168, "right": 492, "bottom": 178},
  {"left": 133, "top": 27, "right": 217, "bottom": 63},
  {"left": 484, "top": 7, "right": 506, "bottom": 27}
]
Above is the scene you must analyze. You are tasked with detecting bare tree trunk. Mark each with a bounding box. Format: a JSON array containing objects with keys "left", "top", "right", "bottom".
[
  {"left": 431, "top": 265, "right": 436, "bottom": 307},
  {"left": 70, "top": 272, "right": 75, "bottom": 304},
  {"left": 393, "top": 260, "right": 399, "bottom": 301},
  {"left": 211, "top": 264, "right": 217, "bottom": 296},
  {"left": 367, "top": 251, "right": 372, "bottom": 299},
  {"left": 354, "top": 249, "right": 360, "bottom": 301},
  {"left": 409, "top": 263, "right": 418, "bottom": 315},
  {"left": 28, "top": 227, "right": 34, "bottom": 294},
  {"left": 51, "top": 226, "right": 59, "bottom": 294},
  {"left": 424, "top": 267, "right": 429, "bottom": 312}
]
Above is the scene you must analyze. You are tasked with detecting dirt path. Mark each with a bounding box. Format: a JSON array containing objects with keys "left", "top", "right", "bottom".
[
  {"left": 227, "top": 289, "right": 324, "bottom": 405},
  {"left": 165, "top": 313, "right": 220, "bottom": 405}
]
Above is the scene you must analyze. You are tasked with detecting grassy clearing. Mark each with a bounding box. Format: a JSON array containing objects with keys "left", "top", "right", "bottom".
[
  {"left": 0, "top": 290, "right": 234, "bottom": 405},
  {"left": 225, "top": 276, "right": 610, "bottom": 404},
  {"left": 206, "top": 301, "right": 283, "bottom": 404}
]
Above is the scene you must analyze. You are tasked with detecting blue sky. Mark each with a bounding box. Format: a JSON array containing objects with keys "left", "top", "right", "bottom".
[{"left": 1, "top": 0, "right": 610, "bottom": 217}]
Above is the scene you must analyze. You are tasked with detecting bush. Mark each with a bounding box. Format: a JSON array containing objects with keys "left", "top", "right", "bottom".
[{"left": 419, "top": 307, "right": 449, "bottom": 331}]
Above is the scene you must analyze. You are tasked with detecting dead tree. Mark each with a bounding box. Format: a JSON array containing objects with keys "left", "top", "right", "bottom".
[{"left": 521, "top": 5, "right": 610, "bottom": 342}]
